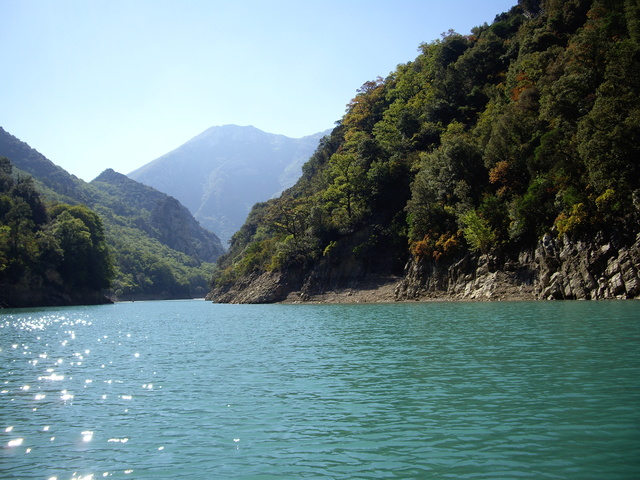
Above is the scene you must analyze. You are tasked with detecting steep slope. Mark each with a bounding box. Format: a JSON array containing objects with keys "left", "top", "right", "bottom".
[
  {"left": 92, "top": 169, "right": 223, "bottom": 263},
  {"left": 0, "top": 127, "right": 224, "bottom": 300},
  {"left": 208, "top": 0, "right": 640, "bottom": 303},
  {"left": 128, "top": 125, "right": 329, "bottom": 244}
]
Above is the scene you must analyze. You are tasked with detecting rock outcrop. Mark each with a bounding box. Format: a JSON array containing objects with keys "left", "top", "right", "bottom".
[
  {"left": 395, "top": 249, "right": 536, "bottom": 301},
  {"left": 208, "top": 230, "right": 640, "bottom": 304},
  {"left": 534, "top": 232, "right": 640, "bottom": 300},
  {"left": 395, "top": 231, "right": 640, "bottom": 301},
  {"left": 207, "top": 271, "right": 293, "bottom": 304}
]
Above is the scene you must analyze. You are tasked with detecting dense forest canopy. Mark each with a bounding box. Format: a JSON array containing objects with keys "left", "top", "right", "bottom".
[
  {"left": 210, "top": 0, "right": 640, "bottom": 292},
  {"left": 0, "top": 157, "right": 113, "bottom": 305}
]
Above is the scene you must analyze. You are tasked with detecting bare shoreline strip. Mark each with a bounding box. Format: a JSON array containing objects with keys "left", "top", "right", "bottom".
[{"left": 279, "top": 280, "right": 533, "bottom": 304}]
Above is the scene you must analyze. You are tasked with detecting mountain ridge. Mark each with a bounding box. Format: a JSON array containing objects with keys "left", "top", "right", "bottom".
[
  {"left": 92, "top": 168, "right": 224, "bottom": 263},
  {"left": 0, "top": 127, "right": 224, "bottom": 301}
]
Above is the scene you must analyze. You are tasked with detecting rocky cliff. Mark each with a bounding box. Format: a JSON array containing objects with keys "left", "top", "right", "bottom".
[
  {"left": 207, "top": 230, "right": 640, "bottom": 303},
  {"left": 396, "top": 231, "right": 640, "bottom": 301}
]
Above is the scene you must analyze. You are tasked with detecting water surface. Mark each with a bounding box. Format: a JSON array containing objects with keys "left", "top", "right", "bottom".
[{"left": 1, "top": 300, "right": 639, "bottom": 479}]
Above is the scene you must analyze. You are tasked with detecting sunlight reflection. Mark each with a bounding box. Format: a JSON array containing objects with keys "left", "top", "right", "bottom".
[{"left": 60, "top": 391, "right": 73, "bottom": 401}]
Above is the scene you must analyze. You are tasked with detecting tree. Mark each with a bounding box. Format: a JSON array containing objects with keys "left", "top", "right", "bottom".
[
  {"left": 576, "top": 40, "right": 640, "bottom": 198},
  {"left": 460, "top": 210, "right": 497, "bottom": 253},
  {"left": 324, "top": 153, "right": 366, "bottom": 223},
  {"left": 50, "top": 205, "right": 113, "bottom": 289},
  {"left": 0, "top": 157, "right": 12, "bottom": 192},
  {"left": 11, "top": 176, "right": 48, "bottom": 226}
]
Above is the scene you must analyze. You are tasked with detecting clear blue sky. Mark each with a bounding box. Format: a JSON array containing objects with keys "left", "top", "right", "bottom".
[{"left": 1, "top": 0, "right": 516, "bottom": 181}]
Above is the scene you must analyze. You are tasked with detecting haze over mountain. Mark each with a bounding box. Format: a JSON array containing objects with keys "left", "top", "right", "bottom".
[{"left": 128, "top": 125, "right": 329, "bottom": 244}]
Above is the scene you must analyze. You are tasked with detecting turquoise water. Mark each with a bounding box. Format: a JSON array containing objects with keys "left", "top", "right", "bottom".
[{"left": 1, "top": 300, "right": 639, "bottom": 479}]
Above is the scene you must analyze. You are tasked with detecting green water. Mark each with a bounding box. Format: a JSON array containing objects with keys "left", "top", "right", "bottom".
[{"left": 1, "top": 300, "right": 639, "bottom": 479}]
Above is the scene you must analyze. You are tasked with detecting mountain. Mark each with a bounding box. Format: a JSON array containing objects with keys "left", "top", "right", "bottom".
[
  {"left": 207, "top": 0, "right": 640, "bottom": 303},
  {"left": 92, "top": 168, "right": 223, "bottom": 263},
  {"left": 128, "top": 125, "right": 329, "bottom": 244},
  {"left": 0, "top": 127, "right": 225, "bottom": 301}
]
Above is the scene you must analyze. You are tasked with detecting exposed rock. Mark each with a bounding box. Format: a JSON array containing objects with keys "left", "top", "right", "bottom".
[
  {"left": 208, "top": 230, "right": 640, "bottom": 304},
  {"left": 395, "top": 249, "right": 536, "bottom": 301},
  {"left": 207, "top": 271, "right": 293, "bottom": 304},
  {"left": 207, "top": 227, "right": 406, "bottom": 304},
  {"left": 396, "top": 231, "right": 640, "bottom": 301}
]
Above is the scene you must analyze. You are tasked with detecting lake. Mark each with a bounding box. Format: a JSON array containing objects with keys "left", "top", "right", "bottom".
[{"left": 1, "top": 300, "right": 639, "bottom": 479}]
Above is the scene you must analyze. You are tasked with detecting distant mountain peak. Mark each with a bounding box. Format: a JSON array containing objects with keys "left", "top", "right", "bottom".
[{"left": 128, "top": 125, "right": 330, "bottom": 244}]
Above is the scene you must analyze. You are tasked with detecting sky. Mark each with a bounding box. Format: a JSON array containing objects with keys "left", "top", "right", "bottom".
[{"left": 1, "top": 0, "right": 517, "bottom": 182}]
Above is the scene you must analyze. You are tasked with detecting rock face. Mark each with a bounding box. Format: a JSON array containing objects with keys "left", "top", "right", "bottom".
[
  {"left": 395, "top": 249, "right": 537, "bottom": 301},
  {"left": 208, "top": 227, "right": 406, "bottom": 304},
  {"left": 534, "top": 232, "right": 640, "bottom": 300},
  {"left": 208, "top": 230, "right": 640, "bottom": 304},
  {"left": 396, "top": 231, "right": 640, "bottom": 301},
  {"left": 207, "top": 271, "right": 295, "bottom": 304}
]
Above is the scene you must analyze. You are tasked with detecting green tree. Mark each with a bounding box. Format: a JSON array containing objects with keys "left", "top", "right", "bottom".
[
  {"left": 577, "top": 40, "right": 640, "bottom": 198},
  {"left": 460, "top": 210, "right": 497, "bottom": 253},
  {"left": 0, "top": 157, "right": 12, "bottom": 192},
  {"left": 50, "top": 205, "right": 113, "bottom": 289},
  {"left": 324, "top": 153, "right": 366, "bottom": 223}
]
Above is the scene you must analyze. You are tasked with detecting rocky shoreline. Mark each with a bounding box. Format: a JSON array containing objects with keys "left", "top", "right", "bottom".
[
  {"left": 279, "top": 275, "right": 537, "bottom": 304},
  {"left": 208, "top": 230, "right": 640, "bottom": 304},
  {"left": 0, "top": 284, "right": 113, "bottom": 309}
]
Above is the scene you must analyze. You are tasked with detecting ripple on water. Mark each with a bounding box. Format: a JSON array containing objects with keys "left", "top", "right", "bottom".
[{"left": 1, "top": 302, "right": 639, "bottom": 479}]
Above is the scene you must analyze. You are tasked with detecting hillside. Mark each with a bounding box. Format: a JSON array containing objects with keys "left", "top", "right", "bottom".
[
  {"left": 91, "top": 169, "right": 223, "bottom": 263},
  {"left": 128, "top": 125, "right": 329, "bottom": 244},
  {"left": 0, "top": 127, "right": 225, "bottom": 301},
  {"left": 208, "top": 0, "right": 640, "bottom": 303},
  {"left": 0, "top": 157, "right": 113, "bottom": 307}
]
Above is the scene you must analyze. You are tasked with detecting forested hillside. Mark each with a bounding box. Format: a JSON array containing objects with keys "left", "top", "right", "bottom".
[
  {"left": 0, "top": 157, "right": 113, "bottom": 307},
  {"left": 209, "top": 0, "right": 640, "bottom": 302},
  {"left": 0, "top": 128, "right": 225, "bottom": 302}
]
